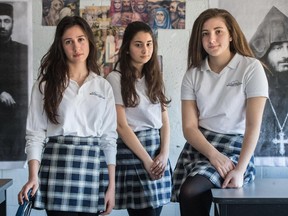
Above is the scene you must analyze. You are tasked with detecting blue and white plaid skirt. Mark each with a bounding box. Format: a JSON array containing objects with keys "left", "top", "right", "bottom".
[
  {"left": 115, "top": 129, "right": 172, "bottom": 209},
  {"left": 33, "top": 136, "right": 108, "bottom": 213},
  {"left": 171, "top": 128, "right": 255, "bottom": 202}
]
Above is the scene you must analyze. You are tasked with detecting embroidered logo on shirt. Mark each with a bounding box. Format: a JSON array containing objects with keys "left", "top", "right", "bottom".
[
  {"left": 89, "top": 91, "right": 105, "bottom": 99},
  {"left": 226, "top": 80, "right": 242, "bottom": 87}
]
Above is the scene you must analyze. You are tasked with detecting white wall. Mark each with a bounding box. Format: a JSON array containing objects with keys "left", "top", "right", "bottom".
[{"left": 0, "top": 0, "right": 207, "bottom": 215}]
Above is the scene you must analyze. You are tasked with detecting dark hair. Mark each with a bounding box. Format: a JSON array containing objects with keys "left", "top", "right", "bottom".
[
  {"left": 114, "top": 21, "right": 170, "bottom": 109},
  {"left": 38, "top": 16, "right": 100, "bottom": 124},
  {"left": 187, "top": 8, "right": 254, "bottom": 70}
]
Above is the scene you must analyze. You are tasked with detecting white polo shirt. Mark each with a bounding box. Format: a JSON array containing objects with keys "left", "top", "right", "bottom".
[
  {"left": 25, "top": 72, "right": 117, "bottom": 165},
  {"left": 106, "top": 71, "right": 162, "bottom": 132},
  {"left": 181, "top": 53, "right": 269, "bottom": 135}
]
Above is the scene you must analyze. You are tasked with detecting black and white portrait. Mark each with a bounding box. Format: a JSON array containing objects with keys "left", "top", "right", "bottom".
[
  {"left": 0, "top": 0, "right": 32, "bottom": 168},
  {"left": 209, "top": 0, "right": 288, "bottom": 166}
]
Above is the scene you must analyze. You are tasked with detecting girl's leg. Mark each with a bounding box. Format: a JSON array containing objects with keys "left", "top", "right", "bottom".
[
  {"left": 127, "top": 206, "right": 163, "bottom": 216},
  {"left": 179, "top": 174, "right": 214, "bottom": 216}
]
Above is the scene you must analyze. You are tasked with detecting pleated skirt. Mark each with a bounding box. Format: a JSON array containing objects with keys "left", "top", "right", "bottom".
[
  {"left": 33, "top": 136, "right": 108, "bottom": 214},
  {"left": 115, "top": 129, "right": 172, "bottom": 209},
  {"left": 171, "top": 128, "right": 255, "bottom": 202}
]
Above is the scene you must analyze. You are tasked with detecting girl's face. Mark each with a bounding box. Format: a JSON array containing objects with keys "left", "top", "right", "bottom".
[
  {"left": 62, "top": 25, "right": 90, "bottom": 65},
  {"left": 201, "top": 17, "right": 232, "bottom": 59},
  {"left": 129, "top": 31, "right": 153, "bottom": 70}
]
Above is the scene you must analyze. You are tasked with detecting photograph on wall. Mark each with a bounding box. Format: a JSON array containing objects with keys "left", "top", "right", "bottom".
[
  {"left": 0, "top": 0, "right": 32, "bottom": 168},
  {"left": 109, "top": 0, "right": 186, "bottom": 33},
  {"left": 42, "top": 0, "right": 80, "bottom": 26},
  {"left": 148, "top": 0, "right": 186, "bottom": 36},
  {"left": 80, "top": 5, "right": 117, "bottom": 77},
  {"left": 209, "top": 0, "right": 288, "bottom": 166},
  {"left": 78, "top": 0, "right": 185, "bottom": 75}
]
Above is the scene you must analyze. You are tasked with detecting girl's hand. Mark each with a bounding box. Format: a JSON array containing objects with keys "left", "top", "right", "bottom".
[
  {"left": 18, "top": 178, "right": 38, "bottom": 205},
  {"left": 222, "top": 169, "right": 244, "bottom": 188},
  {"left": 143, "top": 159, "right": 159, "bottom": 180},
  {"left": 209, "top": 151, "right": 235, "bottom": 179},
  {"left": 151, "top": 153, "right": 168, "bottom": 178},
  {"left": 100, "top": 184, "right": 115, "bottom": 215}
]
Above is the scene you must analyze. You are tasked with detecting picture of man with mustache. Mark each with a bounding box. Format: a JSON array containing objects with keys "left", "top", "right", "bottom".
[{"left": 250, "top": 6, "right": 288, "bottom": 158}]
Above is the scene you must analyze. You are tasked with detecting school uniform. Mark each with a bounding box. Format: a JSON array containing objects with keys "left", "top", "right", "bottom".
[
  {"left": 106, "top": 71, "right": 172, "bottom": 209},
  {"left": 171, "top": 54, "right": 269, "bottom": 201},
  {"left": 25, "top": 72, "right": 117, "bottom": 213}
]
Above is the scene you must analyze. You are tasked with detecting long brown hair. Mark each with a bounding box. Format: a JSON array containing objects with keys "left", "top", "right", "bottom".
[
  {"left": 114, "top": 21, "right": 170, "bottom": 109},
  {"left": 38, "top": 16, "right": 100, "bottom": 124},
  {"left": 187, "top": 8, "right": 254, "bottom": 70}
]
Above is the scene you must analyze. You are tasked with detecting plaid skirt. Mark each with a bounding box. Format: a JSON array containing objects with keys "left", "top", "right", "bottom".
[
  {"left": 115, "top": 129, "right": 172, "bottom": 209},
  {"left": 171, "top": 128, "right": 255, "bottom": 202},
  {"left": 33, "top": 136, "right": 108, "bottom": 213}
]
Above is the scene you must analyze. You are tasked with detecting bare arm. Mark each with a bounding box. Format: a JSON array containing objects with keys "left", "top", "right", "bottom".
[
  {"left": 182, "top": 100, "right": 215, "bottom": 157},
  {"left": 115, "top": 104, "right": 157, "bottom": 179},
  {"left": 182, "top": 100, "right": 235, "bottom": 178},
  {"left": 160, "top": 109, "right": 170, "bottom": 155},
  {"left": 151, "top": 108, "right": 170, "bottom": 176},
  {"left": 101, "top": 164, "right": 116, "bottom": 215},
  {"left": 18, "top": 159, "right": 40, "bottom": 204},
  {"left": 223, "top": 97, "right": 267, "bottom": 188}
]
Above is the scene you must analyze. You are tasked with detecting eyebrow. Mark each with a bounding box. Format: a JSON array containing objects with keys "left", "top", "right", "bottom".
[
  {"left": 202, "top": 26, "right": 224, "bottom": 31},
  {"left": 133, "top": 40, "right": 153, "bottom": 43},
  {"left": 63, "top": 34, "right": 86, "bottom": 40}
]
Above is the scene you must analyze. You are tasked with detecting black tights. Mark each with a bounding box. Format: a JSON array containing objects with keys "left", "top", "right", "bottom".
[
  {"left": 179, "top": 175, "right": 214, "bottom": 216},
  {"left": 127, "top": 206, "right": 163, "bottom": 216},
  {"left": 46, "top": 210, "right": 99, "bottom": 216}
]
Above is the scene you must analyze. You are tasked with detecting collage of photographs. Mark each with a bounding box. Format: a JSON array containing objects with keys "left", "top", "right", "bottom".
[{"left": 42, "top": 0, "right": 186, "bottom": 76}]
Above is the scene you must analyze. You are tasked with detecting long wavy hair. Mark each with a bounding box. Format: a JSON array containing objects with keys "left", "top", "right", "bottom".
[
  {"left": 38, "top": 16, "right": 100, "bottom": 124},
  {"left": 187, "top": 8, "right": 254, "bottom": 70},
  {"left": 114, "top": 21, "right": 170, "bottom": 109}
]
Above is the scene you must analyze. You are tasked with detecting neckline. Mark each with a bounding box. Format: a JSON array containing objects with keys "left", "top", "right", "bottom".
[{"left": 208, "top": 52, "right": 236, "bottom": 74}]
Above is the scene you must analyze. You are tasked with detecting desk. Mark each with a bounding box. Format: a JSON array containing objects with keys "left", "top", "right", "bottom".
[
  {"left": 0, "top": 179, "right": 13, "bottom": 216},
  {"left": 212, "top": 178, "right": 288, "bottom": 216}
]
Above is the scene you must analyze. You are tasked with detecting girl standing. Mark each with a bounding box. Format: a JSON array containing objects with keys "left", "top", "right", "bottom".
[
  {"left": 18, "top": 16, "right": 117, "bottom": 216},
  {"left": 106, "top": 21, "right": 172, "bottom": 216}
]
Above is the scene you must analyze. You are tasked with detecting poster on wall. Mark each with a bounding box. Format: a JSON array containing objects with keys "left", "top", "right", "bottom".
[
  {"left": 42, "top": 0, "right": 80, "bottom": 26},
  {"left": 0, "top": 0, "right": 32, "bottom": 169},
  {"left": 77, "top": 0, "right": 186, "bottom": 75},
  {"left": 209, "top": 0, "right": 288, "bottom": 166}
]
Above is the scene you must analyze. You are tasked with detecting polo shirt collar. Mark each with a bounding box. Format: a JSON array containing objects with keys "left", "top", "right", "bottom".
[{"left": 201, "top": 53, "right": 242, "bottom": 72}]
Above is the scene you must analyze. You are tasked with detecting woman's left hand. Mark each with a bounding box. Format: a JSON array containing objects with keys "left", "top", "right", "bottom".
[
  {"left": 222, "top": 169, "right": 244, "bottom": 188},
  {"left": 151, "top": 153, "right": 168, "bottom": 179},
  {"left": 100, "top": 184, "right": 115, "bottom": 215}
]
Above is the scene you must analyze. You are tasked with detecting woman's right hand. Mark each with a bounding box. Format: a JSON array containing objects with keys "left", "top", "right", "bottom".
[
  {"left": 18, "top": 178, "right": 39, "bottom": 205},
  {"left": 209, "top": 151, "right": 235, "bottom": 179},
  {"left": 143, "top": 159, "right": 161, "bottom": 180}
]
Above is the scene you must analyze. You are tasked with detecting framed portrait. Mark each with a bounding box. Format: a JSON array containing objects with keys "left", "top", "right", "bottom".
[
  {"left": 0, "top": 0, "right": 32, "bottom": 169},
  {"left": 209, "top": 0, "right": 288, "bottom": 166}
]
